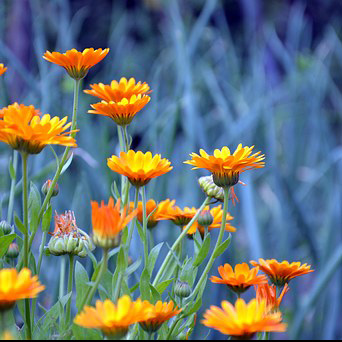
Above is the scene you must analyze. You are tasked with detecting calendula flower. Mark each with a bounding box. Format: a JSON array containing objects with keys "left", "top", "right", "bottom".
[
  {"left": 255, "top": 283, "right": 289, "bottom": 312},
  {"left": 43, "top": 48, "right": 109, "bottom": 80},
  {"left": 250, "top": 259, "right": 314, "bottom": 287},
  {"left": 74, "top": 296, "right": 152, "bottom": 339},
  {"left": 89, "top": 94, "right": 150, "bottom": 126},
  {"left": 91, "top": 197, "right": 137, "bottom": 249},
  {"left": 0, "top": 103, "right": 77, "bottom": 154},
  {"left": 210, "top": 263, "right": 267, "bottom": 294},
  {"left": 202, "top": 298, "right": 287, "bottom": 339},
  {"left": 139, "top": 301, "right": 182, "bottom": 333},
  {"left": 107, "top": 150, "right": 172, "bottom": 187},
  {"left": 1, "top": 331, "right": 14, "bottom": 340},
  {"left": 160, "top": 205, "right": 198, "bottom": 226},
  {"left": 0, "top": 64, "right": 7, "bottom": 76},
  {"left": 185, "top": 145, "right": 265, "bottom": 188},
  {"left": 129, "top": 199, "right": 175, "bottom": 229},
  {"left": 84, "top": 77, "right": 151, "bottom": 102},
  {"left": 0, "top": 268, "right": 45, "bottom": 311}
]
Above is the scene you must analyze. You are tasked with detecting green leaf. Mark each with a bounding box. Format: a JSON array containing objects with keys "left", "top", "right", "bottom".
[
  {"left": 0, "top": 234, "right": 16, "bottom": 257},
  {"left": 28, "top": 181, "right": 41, "bottom": 233},
  {"left": 14, "top": 214, "right": 26, "bottom": 234},
  {"left": 184, "top": 295, "right": 202, "bottom": 316},
  {"left": 125, "top": 258, "right": 142, "bottom": 277},
  {"left": 42, "top": 205, "right": 52, "bottom": 233},
  {"left": 140, "top": 268, "right": 151, "bottom": 301},
  {"left": 75, "top": 261, "right": 90, "bottom": 311},
  {"left": 8, "top": 158, "right": 16, "bottom": 179},
  {"left": 72, "top": 324, "right": 102, "bottom": 340},
  {"left": 130, "top": 282, "right": 139, "bottom": 294},
  {"left": 61, "top": 153, "right": 73, "bottom": 175},
  {"left": 147, "top": 242, "right": 163, "bottom": 276},
  {"left": 110, "top": 181, "right": 120, "bottom": 201},
  {"left": 155, "top": 278, "right": 174, "bottom": 294},
  {"left": 149, "top": 284, "right": 161, "bottom": 303},
  {"left": 193, "top": 234, "right": 211, "bottom": 267},
  {"left": 213, "top": 234, "right": 232, "bottom": 258},
  {"left": 116, "top": 246, "right": 126, "bottom": 273}
]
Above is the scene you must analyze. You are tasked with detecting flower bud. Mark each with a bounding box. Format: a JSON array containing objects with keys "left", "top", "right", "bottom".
[
  {"left": 198, "top": 210, "right": 214, "bottom": 227},
  {"left": 0, "top": 220, "right": 13, "bottom": 235},
  {"left": 6, "top": 243, "right": 19, "bottom": 259},
  {"left": 41, "top": 180, "right": 59, "bottom": 197},
  {"left": 198, "top": 176, "right": 224, "bottom": 202},
  {"left": 175, "top": 280, "right": 191, "bottom": 298}
]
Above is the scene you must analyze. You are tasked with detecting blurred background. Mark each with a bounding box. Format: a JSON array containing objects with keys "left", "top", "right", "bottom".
[{"left": 1, "top": 0, "right": 342, "bottom": 339}]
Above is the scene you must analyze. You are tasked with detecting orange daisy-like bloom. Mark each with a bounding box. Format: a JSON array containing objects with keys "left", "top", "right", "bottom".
[
  {"left": 202, "top": 298, "right": 287, "bottom": 339},
  {"left": 91, "top": 198, "right": 137, "bottom": 249},
  {"left": 89, "top": 94, "right": 150, "bottom": 126},
  {"left": 84, "top": 77, "right": 151, "bottom": 102},
  {"left": 139, "top": 301, "right": 182, "bottom": 333},
  {"left": 255, "top": 283, "right": 289, "bottom": 312},
  {"left": 160, "top": 205, "right": 198, "bottom": 227},
  {"left": 43, "top": 48, "right": 109, "bottom": 80},
  {"left": 0, "top": 64, "right": 7, "bottom": 76},
  {"left": 74, "top": 296, "right": 152, "bottom": 339},
  {"left": 0, "top": 268, "right": 45, "bottom": 311},
  {"left": 184, "top": 145, "right": 265, "bottom": 188},
  {"left": 0, "top": 103, "right": 77, "bottom": 154},
  {"left": 129, "top": 199, "right": 175, "bottom": 229},
  {"left": 107, "top": 150, "right": 172, "bottom": 187},
  {"left": 250, "top": 259, "right": 314, "bottom": 287},
  {"left": 210, "top": 263, "right": 267, "bottom": 294}
]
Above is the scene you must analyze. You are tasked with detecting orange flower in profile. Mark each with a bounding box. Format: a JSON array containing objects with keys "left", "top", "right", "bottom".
[
  {"left": 139, "top": 301, "right": 182, "bottom": 333},
  {"left": 91, "top": 198, "right": 137, "bottom": 249},
  {"left": 107, "top": 150, "right": 172, "bottom": 187},
  {"left": 0, "top": 103, "right": 77, "bottom": 154},
  {"left": 43, "top": 48, "right": 109, "bottom": 80},
  {"left": 0, "top": 268, "right": 45, "bottom": 311},
  {"left": 0, "top": 64, "right": 7, "bottom": 76},
  {"left": 129, "top": 199, "right": 175, "bottom": 229},
  {"left": 250, "top": 259, "right": 314, "bottom": 287},
  {"left": 84, "top": 77, "right": 151, "bottom": 102},
  {"left": 184, "top": 145, "right": 265, "bottom": 188},
  {"left": 210, "top": 263, "right": 267, "bottom": 294},
  {"left": 160, "top": 205, "right": 198, "bottom": 227},
  {"left": 255, "top": 283, "right": 289, "bottom": 312},
  {"left": 89, "top": 94, "right": 150, "bottom": 126},
  {"left": 74, "top": 296, "right": 152, "bottom": 339},
  {"left": 202, "top": 298, "right": 286, "bottom": 339}
]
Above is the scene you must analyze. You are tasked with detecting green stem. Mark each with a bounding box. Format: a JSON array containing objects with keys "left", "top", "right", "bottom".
[
  {"left": 152, "top": 197, "right": 211, "bottom": 287},
  {"left": 191, "top": 187, "right": 230, "bottom": 298},
  {"left": 113, "top": 273, "right": 123, "bottom": 303},
  {"left": 141, "top": 187, "right": 148, "bottom": 267},
  {"left": 7, "top": 150, "right": 18, "bottom": 225},
  {"left": 126, "top": 187, "right": 139, "bottom": 248},
  {"left": 37, "top": 232, "right": 47, "bottom": 275},
  {"left": 85, "top": 248, "right": 109, "bottom": 306},
  {"left": 65, "top": 254, "right": 75, "bottom": 326},
  {"left": 59, "top": 256, "right": 66, "bottom": 325},
  {"left": 0, "top": 312, "right": 6, "bottom": 335}
]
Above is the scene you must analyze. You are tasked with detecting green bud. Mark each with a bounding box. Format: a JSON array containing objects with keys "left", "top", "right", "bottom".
[
  {"left": 6, "top": 243, "right": 19, "bottom": 259},
  {"left": 198, "top": 210, "right": 214, "bottom": 227},
  {"left": 41, "top": 180, "right": 59, "bottom": 197},
  {"left": 198, "top": 176, "right": 224, "bottom": 201},
  {"left": 0, "top": 220, "right": 13, "bottom": 235},
  {"left": 175, "top": 280, "right": 191, "bottom": 298}
]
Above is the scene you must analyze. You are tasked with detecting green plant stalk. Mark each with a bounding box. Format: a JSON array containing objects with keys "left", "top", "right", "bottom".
[
  {"left": 85, "top": 248, "right": 109, "bottom": 306},
  {"left": 141, "top": 186, "right": 149, "bottom": 267},
  {"left": 37, "top": 231, "right": 47, "bottom": 275},
  {"left": 65, "top": 254, "right": 75, "bottom": 326},
  {"left": 126, "top": 187, "right": 139, "bottom": 248},
  {"left": 7, "top": 150, "right": 18, "bottom": 225},
  {"left": 152, "top": 196, "right": 211, "bottom": 287},
  {"left": 191, "top": 187, "right": 230, "bottom": 298},
  {"left": 59, "top": 256, "right": 66, "bottom": 326}
]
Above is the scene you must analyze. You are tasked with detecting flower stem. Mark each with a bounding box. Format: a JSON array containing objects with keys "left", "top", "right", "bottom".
[
  {"left": 59, "top": 256, "right": 66, "bottom": 326},
  {"left": 152, "top": 197, "right": 211, "bottom": 287},
  {"left": 65, "top": 254, "right": 75, "bottom": 326},
  {"left": 191, "top": 187, "right": 230, "bottom": 298},
  {"left": 141, "top": 186, "right": 149, "bottom": 267},
  {"left": 7, "top": 150, "right": 18, "bottom": 225},
  {"left": 126, "top": 187, "right": 139, "bottom": 248}
]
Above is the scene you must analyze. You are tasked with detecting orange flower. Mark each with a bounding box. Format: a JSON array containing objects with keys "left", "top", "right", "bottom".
[
  {"left": 184, "top": 145, "right": 265, "bottom": 188},
  {"left": 201, "top": 298, "right": 287, "bottom": 339},
  {"left": 160, "top": 205, "right": 198, "bottom": 227},
  {"left": 107, "top": 150, "right": 172, "bottom": 187},
  {"left": 129, "top": 199, "right": 175, "bottom": 229},
  {"left": 0, "top": 64, "right": 7, "bottom": 76},
  {"left": 89, "top": 94, "right": 150, "bottom": 126},
  {"left": 210, "top": 263, "right": 267, "bottom": 294},
  {"left": 43, "top": 48, "right": 109, "bottom": 80},
  {"left": 0, "top": 268, "right": 45, "bottom": 311},
  {"left": 255, "top": 283, "right": 289, "bottom": 312},
  {"left": 0, "top": 103, "right": 77, "bottom": 154},
  {"left": 91, "top": 198, "right": 137, "bottom": 249},
  {"left": 84, "top": 77, "right": 151, "bottom": 102},
  {"left": 139, "top": 301, "right": 182, "bottom": 333},
  {"left": 74, "top": 296, "right": 153, "bottom": 339},
  {"left": 250, "top": 259, "right": 314, "bottom": 287}
]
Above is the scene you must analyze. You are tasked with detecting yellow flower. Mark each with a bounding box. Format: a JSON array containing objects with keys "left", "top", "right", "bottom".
[
  {"left": 210, "top": 263, "right": 267, "bottom": 294},
  {"left": 91, "top": 198, "right": 137, "bottom": 249},
  {"left": 255, "top": 283, "right": 289, "bottom": 312},
  {"left": 107, "top": 150, "right": 172, "bottom": 187},
  {"left": 84, "top": 77, "right": 151, "bottom": 102},
  {"left": 0, "top": 103, "right": 77, "bottom": 154},
  {"left": 139, "top": 301, "right": 182, "bottom": 333},
  {"left": 1, "top": 331, "right": 14, "bottom": 340},
  {"left": 184, "top": 145, "right": 265, "bottom": 187},
  {"left": 74, "top": 296, "right": 153, "bottom": 339},
  {"left": 89, "top": 94, "right": 150, "bottom": 126},
  {"left": 250, "top": 259, "right": 314, "bottom": 287},
  {"left": 0, "top": 64, "right": 7, "bottom": 76},
  {"left": 0, "top": 268, "right": 45, "bottom": 311},
  {"left": 129, "top": 199, "right": 175, "bottom": 229},
  {"left": 43, "top": 48, "right": 109, "bottom": 80},
  {"left": 201, "top": 298, "right": 287, "bottom": 339}
]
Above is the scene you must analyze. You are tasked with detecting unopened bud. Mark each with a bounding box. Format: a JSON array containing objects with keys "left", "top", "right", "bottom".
[
  {"left": 41, "top": 180, "right": 59, "bottom": 197},
  {"left": 198, "top": 210, "right": 214, "bottom": 227},
  {"left": 6, "top": 243, "right": 19, "bottom": 259},
  {"left": 175, "top": 280, "right": 191, "bottom": 298},
  {"left": 198, "top": 176, "right": 224, "bottom": 202},
  {"left": 0, "top": 220, "right": 13, "bottom": 235}
]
